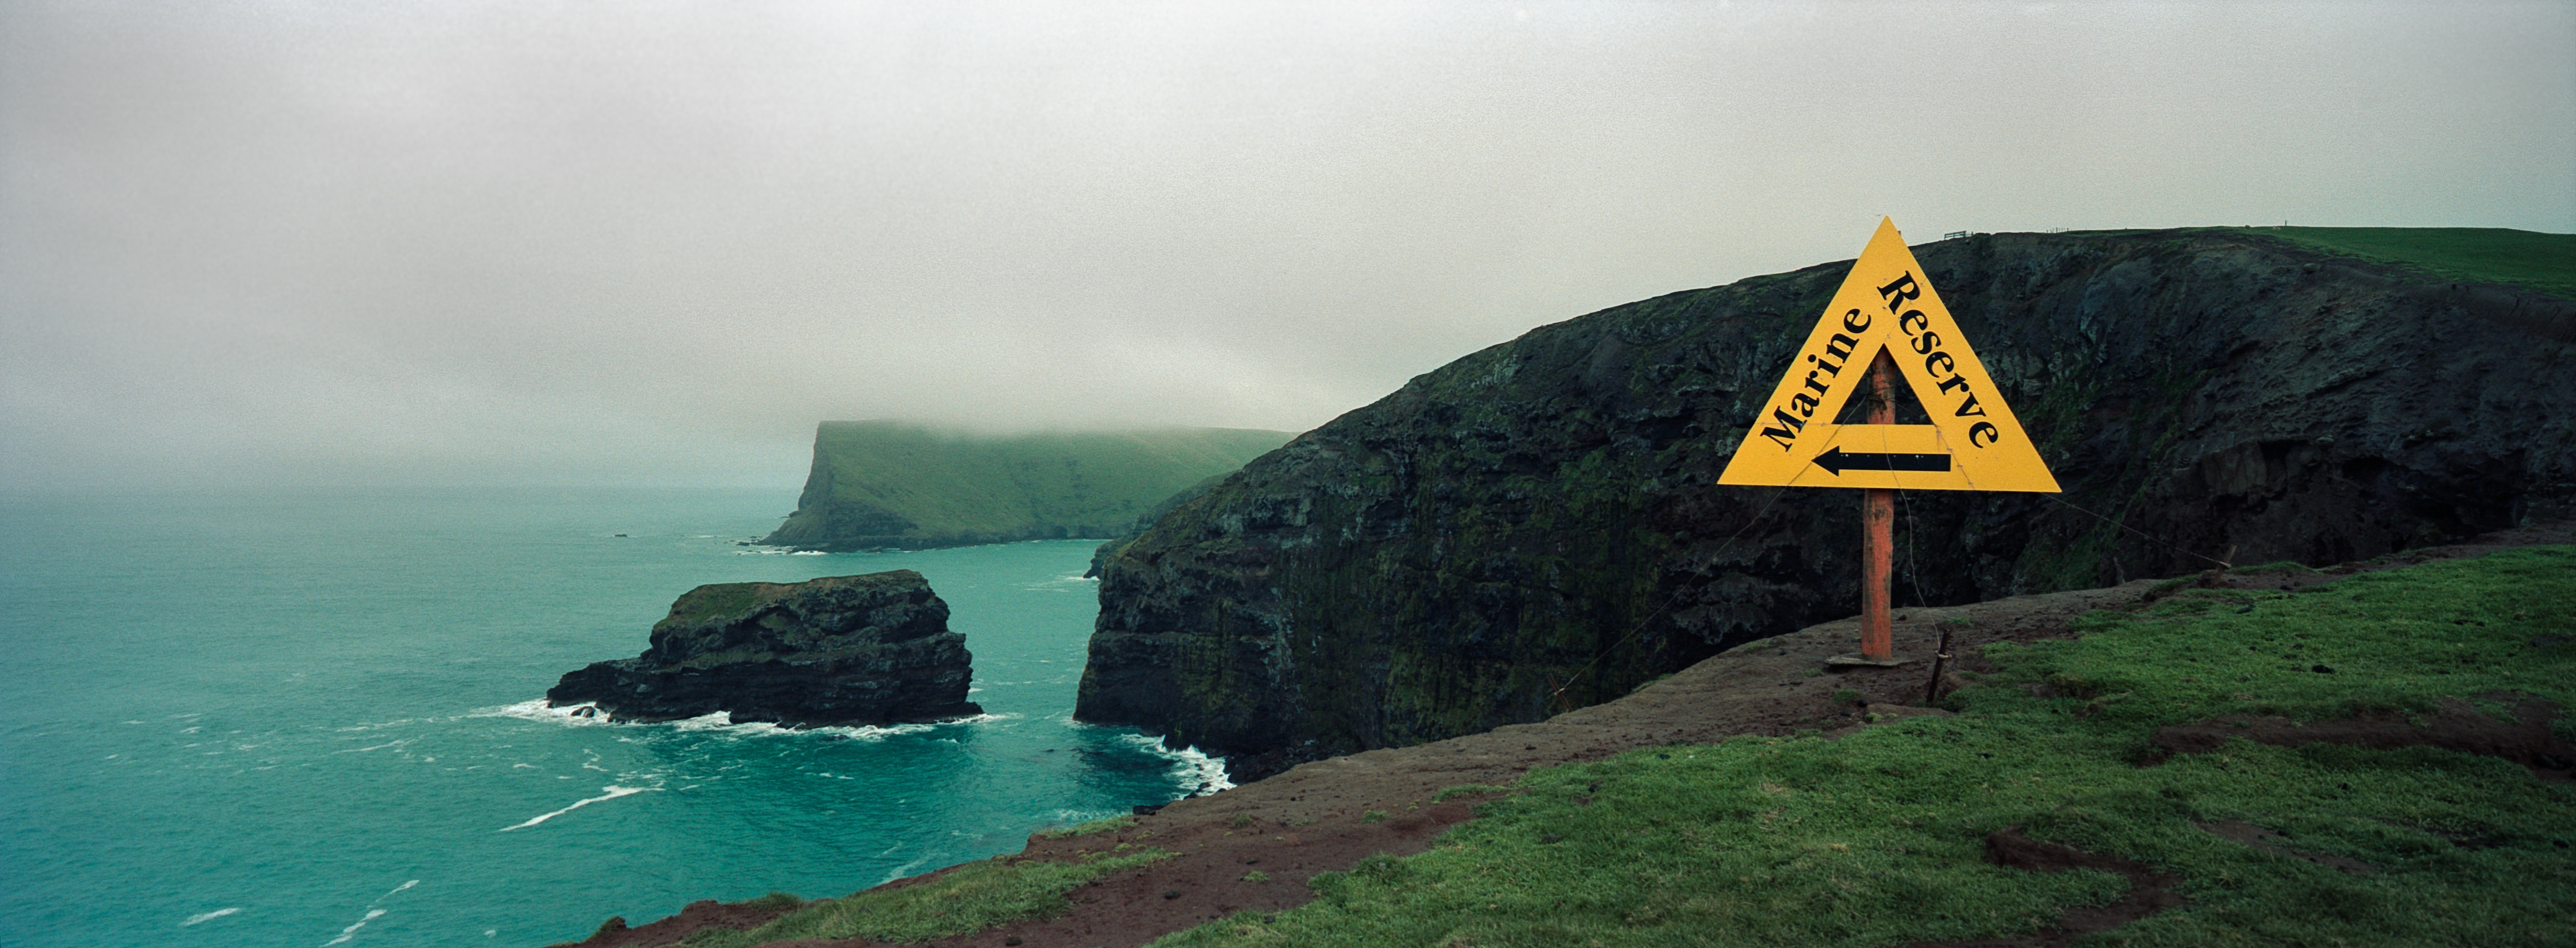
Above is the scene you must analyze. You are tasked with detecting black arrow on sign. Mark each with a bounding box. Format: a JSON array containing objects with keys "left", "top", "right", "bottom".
[{"left": 1812, "top": 446, "right": 1951, "bottom": 476}]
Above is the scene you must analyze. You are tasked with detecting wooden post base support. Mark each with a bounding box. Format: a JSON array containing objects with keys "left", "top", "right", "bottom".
[{"left": 1862, "top": 486, "right": 1893, "bottom": 660}]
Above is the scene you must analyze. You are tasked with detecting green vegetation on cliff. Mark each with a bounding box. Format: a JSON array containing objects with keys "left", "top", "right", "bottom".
[
  {"left": 762, "top": 422, "right": 1293, "bottom": 551},
  {"left": 2246, "top": 226, "right": 2576, "bottom": 299},
  {"left": 1156, "top": 547, "right": 2576, "bottom": 947}
]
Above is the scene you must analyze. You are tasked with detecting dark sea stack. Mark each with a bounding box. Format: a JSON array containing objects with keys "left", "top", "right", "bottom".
[
  {"left": 1076, "top": 227, "right": 2576, "bottom": 781},
  {"left": 547, "top": 570, "right": 981, "bottom": 727}
]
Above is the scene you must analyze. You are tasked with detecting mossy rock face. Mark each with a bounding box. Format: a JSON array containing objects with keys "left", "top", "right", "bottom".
[
  {"left": 645, "top": 571, "right": 952, "bottom": 664},
  {"left": 1076, "top": 227, "right": 2576, "bottom": 781},
  {"left": 548, "top": 570, "right": 982, "bottom": 727}
]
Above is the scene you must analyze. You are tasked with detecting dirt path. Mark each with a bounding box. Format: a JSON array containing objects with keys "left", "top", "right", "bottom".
[{"left": 570, "top": 521, "right": 2573, "bottom": 948}]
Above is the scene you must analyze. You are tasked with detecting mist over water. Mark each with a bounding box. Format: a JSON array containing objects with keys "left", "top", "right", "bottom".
[{"left": 0, "top": 488, "right": 1207, "bottom": 947}]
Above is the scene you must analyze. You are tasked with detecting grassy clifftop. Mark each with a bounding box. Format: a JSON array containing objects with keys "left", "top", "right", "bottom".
[
  {"left": 2245, "top": 226, "right": 2576, "bottom": 299},
  {"left": 762, "top": 422, "right": 1294, "bottom": 551},
  {"left": 1152, "top": 545, "right": 2576, "bottom": 947}
]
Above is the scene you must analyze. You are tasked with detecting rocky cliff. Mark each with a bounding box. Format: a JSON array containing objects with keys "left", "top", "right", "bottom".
[
  {"left": 1076, "top": 227, "right": 2576, "bottom": 781},
  {"left": 1082, "top": 471, "right": 1233, "bottom": 579},
  {"left": 762, "top": 422, "right": 1293, "bottom": 551},
  {"left": 548, "top": 570, "right": 981, "bottom": 727}
]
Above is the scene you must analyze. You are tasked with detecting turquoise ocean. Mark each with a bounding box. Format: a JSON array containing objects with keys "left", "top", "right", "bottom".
[{"left": 0, "top": 487, "right": 1217, "bottom": 947}]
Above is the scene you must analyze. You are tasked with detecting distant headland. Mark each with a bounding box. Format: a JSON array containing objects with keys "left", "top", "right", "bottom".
[{"left": 759, "top": 422, "right": 1295, "bottom": 551}]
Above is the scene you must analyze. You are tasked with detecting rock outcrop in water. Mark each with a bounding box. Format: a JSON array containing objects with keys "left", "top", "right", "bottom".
[
  {"left": 1075, "top": 227, "right": 2576, "bottom": 781},
  {"left": 548, "top": 570, "right": 980, "bottom": 727}
]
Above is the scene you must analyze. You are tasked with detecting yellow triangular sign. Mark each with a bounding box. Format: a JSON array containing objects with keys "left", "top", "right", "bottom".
[{"left": 1716, "top": 218, "right": 2060, "bottom": 492}]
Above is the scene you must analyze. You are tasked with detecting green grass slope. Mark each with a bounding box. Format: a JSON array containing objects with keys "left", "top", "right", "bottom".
[
  {"left": 1157, "top": 547, "right": 2576, "bottom": 947},
  {"left": 2241, "top": 226, "right": 2575, "bottom": 299},
  {"left": 763, "top": 422, "right": 1295, "bottom": 550}
]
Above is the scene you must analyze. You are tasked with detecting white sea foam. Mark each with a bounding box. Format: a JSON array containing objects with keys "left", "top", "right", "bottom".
[
  {"left": 305, "top": 874, "right": 419, "bottom": 943},
  {"left": 1167, "top": 743, "right": 1234, "bottom": 794},
  {"left": 471, "top": 699, "right": 989, "bottom": 740},
  {"left": 181, "top": 907, "right": 241, "bottom": 926},
  {"left": 666, "top": 711, "right": 754, "bottom": 733},
  {"left": 499, "top": 785, "right": 658, "bottom": 831},
  {"left": 876, "top": 852, "right": 936, "bottom": 886},
  {"left": 334, "top": 717, "right": 428, "bottom": 732},
  {"left": 334, "top": 739, "right": 412, "bottom": 754},
  {"left": 1021, "top": 573, "right": 1097, "bottom": 592},
  {"left": 322, "top": 908, "right": 385, "bottom": 945},
  {"left": 1107, "top": 730, "right": 1233, "bottom": 795},
  {"left": 666, "top": 712, "right": 972, "bottom": 742},
  {"left": 810, "top": 721, "right": 942, "bottom": 741},
  {"left": 469, "top": 699, "right": 612, "bottom": 726}
]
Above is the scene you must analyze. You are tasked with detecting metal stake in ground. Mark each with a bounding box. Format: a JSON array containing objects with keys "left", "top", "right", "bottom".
[{"left": 1924, "top": 628, "right": 1955, "bottom": 704}]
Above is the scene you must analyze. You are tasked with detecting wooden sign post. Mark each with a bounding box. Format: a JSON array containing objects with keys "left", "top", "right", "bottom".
[
  {"left": 1861, "top": 351, "right": 1897, "bottom": 662},
  {"left": 1717, "top": 219, "right": 2061, "bottom": 664}
]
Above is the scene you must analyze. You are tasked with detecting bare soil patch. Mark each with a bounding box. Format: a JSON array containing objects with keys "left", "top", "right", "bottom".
[
  {"left": 575, "top": 898, "right": 801, "bottom": 948},
  {"left": 2146, "top": 692, "right": 2576, "bottom": 783},
  {"left": 1888, "top": 827, "right": 2186, "bottom": 948}
]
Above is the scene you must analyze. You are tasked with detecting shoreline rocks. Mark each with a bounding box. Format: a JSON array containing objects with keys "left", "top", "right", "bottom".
[{"left": 547, "top": 570, "right": 981, "bottom": 727}]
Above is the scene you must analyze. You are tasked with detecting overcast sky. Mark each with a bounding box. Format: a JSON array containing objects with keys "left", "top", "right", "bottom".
[{"left": 3, "top": 1, "right": 2570, "bottom": 489}]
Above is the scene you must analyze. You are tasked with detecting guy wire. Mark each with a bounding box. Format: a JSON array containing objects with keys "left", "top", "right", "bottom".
[
  {"left": 1899, "top": 487, "right": 1929, "bottom": 609},
  {"left": 2042, "top": 493, "right": 2235, "bottom": 571}
]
